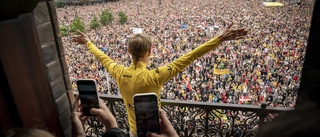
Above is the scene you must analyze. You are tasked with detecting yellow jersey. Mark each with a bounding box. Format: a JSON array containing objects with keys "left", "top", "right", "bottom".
[{"left": 86, "top": 37, "right": 221, "bottom": 134}]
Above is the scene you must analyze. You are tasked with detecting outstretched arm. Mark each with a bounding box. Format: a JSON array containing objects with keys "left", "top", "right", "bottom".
[
  {"left": 72, "top": 30, "right": 124, "bottom": 80},
  {"left": 152, "top": 23, "right": 248, "bottom": 85}
]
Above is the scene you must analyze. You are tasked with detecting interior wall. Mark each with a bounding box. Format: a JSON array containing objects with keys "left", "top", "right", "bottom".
[
  {"left": 0, "top": 0, "right": 73, "bottom": 136},
  {"left": 297, "top": 0, "right": 320, "bottom": 106}
]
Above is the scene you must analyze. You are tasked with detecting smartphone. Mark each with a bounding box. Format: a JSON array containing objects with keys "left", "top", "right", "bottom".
[
  {"left": 76, "top": 79, "right": 99, "bottom": 116},
  {"left": 133, "top": 93, "right": 161, "bottom": 137}
]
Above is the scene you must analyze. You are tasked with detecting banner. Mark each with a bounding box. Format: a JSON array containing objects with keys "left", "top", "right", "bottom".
[
  {"left": 181, "top": 24, "right": 188, "bottom": 29},
  {"left": 263, "top": 2, "right": 284, "bottom": 6},
  {"left": 213, "top": 64, "right": 230, "bottom": 74},
  {"left": 133, "top": 28, "right": 143, "bottom": 34}
]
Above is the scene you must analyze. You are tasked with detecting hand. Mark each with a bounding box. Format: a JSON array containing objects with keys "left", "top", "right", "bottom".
[
  {"left": 90, "top": 98, "right": 118, "bottom": 130},
  {"left": 71, "top": 95, "right": 87, "bottom": 137},
  {"left": 218, "top": 23, "right": 248, "bottom": 42},
  {"left": 147, "top": 110, "right": 179, "bottom": 137},
  {"left": 71, "top": 30, "right": 90, "bottom": 45}
]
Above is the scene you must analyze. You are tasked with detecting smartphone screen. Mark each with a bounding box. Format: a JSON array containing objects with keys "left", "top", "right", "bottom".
[
  {"left": 134, "top": 93, "right": 160, "bottom": 137},
  {"left": 77, "top": 79, "right": 99, "bottom": 116}
]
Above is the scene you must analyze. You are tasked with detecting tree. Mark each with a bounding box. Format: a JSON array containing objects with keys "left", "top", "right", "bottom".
[
  {"left": 54, "top": 0, "right": 65, "bottom": 8},
  {"left": 90, "top": 16, "right": 100, "bottom": 30},
  {"left": 100, "top": 9, "right": 114, "bottom": 26},
  {"left": 70, "top": 16, "right": 85, "bottom": 34},
  {"left": 118, "top": 11, "right": 128, "bottom": 24},
  {"left": 60, "top": 25, "right": 68, "bottom": 37}
]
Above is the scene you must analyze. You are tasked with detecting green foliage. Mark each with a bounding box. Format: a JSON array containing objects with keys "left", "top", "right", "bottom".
[
  {"left": 54, "top": 0, "right": 65, "bottom": 8},
  {"left": 118, "top": 11, "right": 128, "bottom": 24},
  {"left": 60, "top": 25, "right": 68, "bottom": 37},
  {"left": 90, "top": 16, "right": 100, "bottom": 30},
  {"left": 70, "top": 16, "right": 85, "bottom": 34},
  {"left": 100, "top": 9, "right": 114, "bottom": 26}
]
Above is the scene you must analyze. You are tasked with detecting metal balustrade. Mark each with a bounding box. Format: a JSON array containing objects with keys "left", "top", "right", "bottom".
[{"left": 83, "top": 94, "right": 294, "bottom": 137}]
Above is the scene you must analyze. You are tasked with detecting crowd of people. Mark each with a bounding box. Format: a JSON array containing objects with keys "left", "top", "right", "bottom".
[{"left": 57, "top": 0, "right": 314, "bottom": 107}]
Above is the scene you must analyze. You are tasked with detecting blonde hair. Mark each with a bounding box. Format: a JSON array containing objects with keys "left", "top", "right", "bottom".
[{"left": 128, "top": 34, "right": 152, "bottom": 68}]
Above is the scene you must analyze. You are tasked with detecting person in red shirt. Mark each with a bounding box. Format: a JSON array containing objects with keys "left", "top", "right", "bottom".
[
  {"left": 293, "top": 75, "right": 299, "bottom": 82},
  {"left": 290, "top": 50, "right": 295, "bottom": 56},
  {"left": 259, "top": 95, "right": 264, "bottom": 102}
]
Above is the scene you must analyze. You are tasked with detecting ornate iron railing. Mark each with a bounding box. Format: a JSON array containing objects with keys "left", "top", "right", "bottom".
[{"left": 83, "top": 94, "right": 294, "bottom": 137}]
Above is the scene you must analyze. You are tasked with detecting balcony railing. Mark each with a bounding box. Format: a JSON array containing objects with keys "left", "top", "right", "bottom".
[{"left": 83, "top": 94, "right": 294, "bottom": 137}]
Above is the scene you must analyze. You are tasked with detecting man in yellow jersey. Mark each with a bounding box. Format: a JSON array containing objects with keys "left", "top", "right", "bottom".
[{"left": 72, "top": 23, "right": 248, "bottom": 137}]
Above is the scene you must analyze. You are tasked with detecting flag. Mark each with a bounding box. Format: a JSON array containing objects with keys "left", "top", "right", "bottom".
[
  {"left": 239, "top": 95, "right": 251, "bottom": 104},
  {"left": 183, "top": 75, "right": 192, "bottom": 91}
]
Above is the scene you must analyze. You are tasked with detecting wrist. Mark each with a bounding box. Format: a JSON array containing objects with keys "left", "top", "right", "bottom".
[
  {"left": 86, "top": 41, "right": 91, "bottom": 46},
  {"left": 218, "top": 35, "right": 225, "bottom": 42},
  {"left": 102, "top": 117, "right": 118, "bottom": 130},
  {"left": 103, "top": 118, "right": 118, "bottom": 130}
]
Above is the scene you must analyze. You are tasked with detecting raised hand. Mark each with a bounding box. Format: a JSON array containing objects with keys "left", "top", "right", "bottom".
[
  {"left": 218, "top": 23, "right": 248, "bottom": 42},
  {"left": 71, "top": 30, "right": 90, "bottom": 45}
]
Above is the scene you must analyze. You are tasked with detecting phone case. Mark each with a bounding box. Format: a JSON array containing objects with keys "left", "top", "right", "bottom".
[
  {"left": 133, "top": 93, "right": 160, "bottom": 136},
  {"left": 76, "top": 79, "right": 100, "bottom": 116}
]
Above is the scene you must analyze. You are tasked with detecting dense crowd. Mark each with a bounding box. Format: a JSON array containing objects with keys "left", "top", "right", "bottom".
[{"left": 57, "top": 0, "right": 314, "bottom": 107}]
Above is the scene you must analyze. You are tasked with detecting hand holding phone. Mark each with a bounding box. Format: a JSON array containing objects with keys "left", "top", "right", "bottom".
[
  {"left": 133, "top": 93, "right": 160, "bottom": 137},
  {"left": 77, "top": 79, "right": 100, "bottom": 116},
  {"left": 146, "top": 109, "right": 179, "bottom": 137}
]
